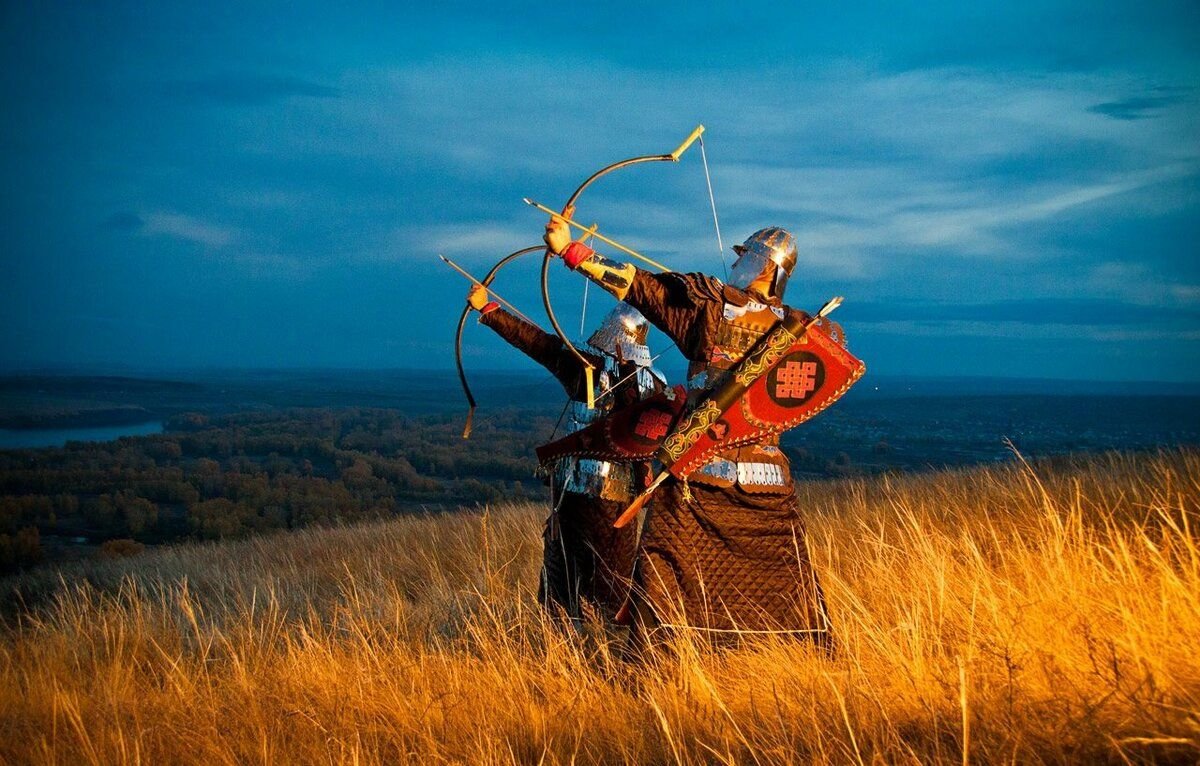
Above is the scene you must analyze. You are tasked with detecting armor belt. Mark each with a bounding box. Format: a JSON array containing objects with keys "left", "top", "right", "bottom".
[{"left": 689, "top": 444, "right": 794, "bottom": 494}]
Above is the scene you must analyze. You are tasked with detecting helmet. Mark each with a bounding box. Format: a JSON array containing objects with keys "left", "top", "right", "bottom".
[
  {"left": 586, "top": 304, "right": 652, "bottom": 366},
  {"left": 728, "top": 227, "right": 797, "bottom": 300}
]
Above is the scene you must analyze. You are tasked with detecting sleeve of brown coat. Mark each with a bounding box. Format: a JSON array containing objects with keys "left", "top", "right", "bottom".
[
  {"left": 478, "top": 308, "right": 601, "bottom": 400},
  {"left": 621, "top": 269, "right": 726, "bottom": 362}
]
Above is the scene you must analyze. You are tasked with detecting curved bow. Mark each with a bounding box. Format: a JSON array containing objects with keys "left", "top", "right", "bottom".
[
  {"left": 455, "top": 244, "right": 546, "bottom": 438},
  {"left": 539, "top": 125, "right": 707, "bottom": 409}
]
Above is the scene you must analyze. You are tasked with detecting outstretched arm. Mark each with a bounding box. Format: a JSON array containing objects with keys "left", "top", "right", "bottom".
[{"left": 467, "top": 285, "right": 598, "bottom": 399}]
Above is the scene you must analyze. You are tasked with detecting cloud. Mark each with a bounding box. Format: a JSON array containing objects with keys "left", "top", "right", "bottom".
[
  {"left": 140, "top": 212, "right": 234, "bottom": 247},
  {"left": 39, "top": 54, "right": 1200, "bottom": 376},
  {"left": 383, "top": 222, "right": 537, "bottom": 264},
  {"left": 850, "top": 298, "right": 1200, "bottom": 327},
  {"left": 167, "top": 74, "right": 340, "bottom": 106},
  {"left": 715, "top": 160, "right": 1198, "bottom": 265},
  {"left": 1088, "top": 89, "right": 1192, "bottom": 121},
  {"left": 1082, "top": 261, "right": 1200, "bottom": 307},
  {"left": 858, "top": 319, "right": 1200, "bottom": 343}
]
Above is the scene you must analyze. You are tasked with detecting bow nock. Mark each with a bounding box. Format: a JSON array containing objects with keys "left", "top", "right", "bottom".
[{"left": 670, "top": 124, "right": 705, "bottom": 161}]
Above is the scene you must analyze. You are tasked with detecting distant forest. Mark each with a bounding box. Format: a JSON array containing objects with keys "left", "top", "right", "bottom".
[
  {"left": 0, "top": 405, "right": 882, "bottom": 573},
  {"left": 0, "top": 408, "right": 565, "bottom": 572}
]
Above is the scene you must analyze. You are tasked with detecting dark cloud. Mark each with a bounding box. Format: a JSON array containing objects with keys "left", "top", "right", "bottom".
[
  {"left": 99, "top": 211, "right": 144, "bottom": 232},
  {"left": 852, "top": 299, "right": 1200, "bottom": 326},
  {"left": 1088, "top": 90, "right": 1189, "bottom": 120},
  {"left": 167, "top": 74, "right": 339, "bottom": 106}
]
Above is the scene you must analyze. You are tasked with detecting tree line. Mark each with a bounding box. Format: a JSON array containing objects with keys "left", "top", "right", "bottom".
[{"left": 0, "top": 407, "right": 557, "bottom": 572}]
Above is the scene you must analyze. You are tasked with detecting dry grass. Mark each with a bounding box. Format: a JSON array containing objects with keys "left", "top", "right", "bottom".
[{"left": 1, "top": 449, "right": 1198, "bottom": 764}]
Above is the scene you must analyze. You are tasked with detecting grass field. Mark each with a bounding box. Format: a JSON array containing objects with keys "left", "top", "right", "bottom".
[{"left": 1, "top": 449, "right": 1197, "bottom": 764}]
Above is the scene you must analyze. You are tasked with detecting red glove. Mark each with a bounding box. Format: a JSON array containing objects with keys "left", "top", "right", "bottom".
[{"left": 562, "top": 241, "right": 595, "bottom": 269}]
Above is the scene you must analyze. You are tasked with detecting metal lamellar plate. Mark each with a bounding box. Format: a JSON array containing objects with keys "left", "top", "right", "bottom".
[
  {"left": 556, "top": 458, "right": 636, "bottom": 502},
  {"left": 694, "top": 458, "right": 787, "bottom": 488},
  {"left": 550, "top": 345, "right": 664, "bottom": 502},
  {"left": 736, "top": 462, "right": 786, "bottom": 486},
  {"left": 696, "top": 457, "right": 738, "bottom": 483}
]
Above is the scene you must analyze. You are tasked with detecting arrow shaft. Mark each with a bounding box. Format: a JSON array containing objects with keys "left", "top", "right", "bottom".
[
  {"left": 439, "top": 255, "right": 542, "bottom": 329},
  {"left": 525, "top": 199, "right": 670, "bottom": 273}
]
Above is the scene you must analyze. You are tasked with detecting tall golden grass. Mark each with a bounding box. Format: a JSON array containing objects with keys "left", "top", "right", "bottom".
[{"left": 1, "top": 449, "right": 1198, "bottom": 764}]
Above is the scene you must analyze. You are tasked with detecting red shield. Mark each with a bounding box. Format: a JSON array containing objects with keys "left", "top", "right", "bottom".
[
  {"left": 666, "top": 322, "right": 866, "bottom": 477},
  {"left": 536, "top": 322, "right": 865, "bottom": 474}
]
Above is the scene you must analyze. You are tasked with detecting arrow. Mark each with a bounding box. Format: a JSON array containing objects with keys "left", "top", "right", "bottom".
[
  {"left": 438, "top": 254, "right": 541, "bottom": 328},
  {"left": 523, "top": 198, "right": 671, "bottom": 273}
]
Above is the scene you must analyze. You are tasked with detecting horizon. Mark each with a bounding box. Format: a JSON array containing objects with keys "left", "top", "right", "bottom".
[
  {"left": 2, "top": 3, "right": 1198, "bottom": 381},
  {"left": 4, "top": 364, "right": 1200, "bottom": 395}
]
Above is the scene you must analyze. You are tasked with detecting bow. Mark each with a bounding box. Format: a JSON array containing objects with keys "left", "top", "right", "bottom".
[
  {"left": 454, "top": 244, "right": 546, "bottom": 438},
  {"left": 538, "top": 124, "right": 707, "bottom": 410}
]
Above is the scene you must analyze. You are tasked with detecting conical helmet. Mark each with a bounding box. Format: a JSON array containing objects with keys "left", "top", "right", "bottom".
[
  {"left": 728, "top": 227, "right": 797, "bottom": 299},
  {"left": 586, "top": 304, "right": 652, "bottom": 366}
]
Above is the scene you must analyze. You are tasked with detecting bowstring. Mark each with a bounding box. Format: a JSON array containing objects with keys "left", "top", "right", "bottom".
[
  {"left": 579, "top": 278, "right": 590, "bottom": 342},
  {"left": 698, "top": 134, "right": 728, "bottom": 281},
  {"left": 551, "top": 129, "right": 721, "bottom": 436}
]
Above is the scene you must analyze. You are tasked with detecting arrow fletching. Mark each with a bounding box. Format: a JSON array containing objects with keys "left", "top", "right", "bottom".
[{"left": 817, "top": 296, "right": 843, "bottom": 319}]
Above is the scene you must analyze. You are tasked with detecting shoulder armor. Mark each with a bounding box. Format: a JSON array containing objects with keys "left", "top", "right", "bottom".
[{"left": 719, "top": 281, "right": 786, "bottom": 310}]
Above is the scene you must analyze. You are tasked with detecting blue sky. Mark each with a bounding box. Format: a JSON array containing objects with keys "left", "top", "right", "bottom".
[{"left": 1, "top": 2, "right": 1197, "bottom": 381}]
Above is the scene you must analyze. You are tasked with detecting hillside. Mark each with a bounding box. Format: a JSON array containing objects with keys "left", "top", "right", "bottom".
[{"left": 1, "top": 450, "right": 1198, "bottom": 764}]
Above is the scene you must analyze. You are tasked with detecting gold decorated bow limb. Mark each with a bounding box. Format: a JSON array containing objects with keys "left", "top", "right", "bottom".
[{"left": 535, "top": 125, "right": 706, "bottom": 410}]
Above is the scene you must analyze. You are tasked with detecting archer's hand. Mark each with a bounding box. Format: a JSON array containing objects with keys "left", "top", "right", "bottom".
[
  {"left": 466, "top": 284, "right": 490, "bottom": 311},
  {"left": 543, "top": 216, "right": 571, "bottom": 255}
]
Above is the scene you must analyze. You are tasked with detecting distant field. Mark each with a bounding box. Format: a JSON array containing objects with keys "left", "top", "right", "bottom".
[{"left": 1, "top": 450, "right": 1197, "bottom": 764}]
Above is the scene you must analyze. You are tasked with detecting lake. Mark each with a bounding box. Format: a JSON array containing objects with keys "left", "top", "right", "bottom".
[{"left": 0, "top": 421, "right": 165, "bottom": 449}]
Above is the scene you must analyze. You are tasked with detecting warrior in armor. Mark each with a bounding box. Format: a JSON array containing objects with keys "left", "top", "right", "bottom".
[
  {"left": 542, "top": 222, "right": 835, "bottom": 649},
  {"left": 465, "top": 284, "right": 667, "bottom": 622}
]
